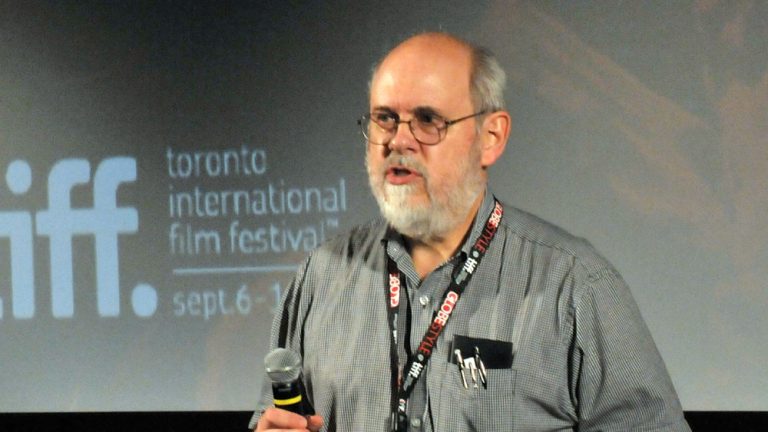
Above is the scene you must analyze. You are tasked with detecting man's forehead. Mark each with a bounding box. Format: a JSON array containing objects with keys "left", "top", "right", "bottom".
[
  {"left": 376, "top": 35, "right": 472, "bottom": 79},
  {"left": 370, "top": 37, "right": 473, "bottom": 110}
]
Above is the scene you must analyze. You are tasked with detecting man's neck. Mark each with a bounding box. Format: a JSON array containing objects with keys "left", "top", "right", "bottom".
[{"left": 407, "top": 192, "right": 485, "bottom": 279}]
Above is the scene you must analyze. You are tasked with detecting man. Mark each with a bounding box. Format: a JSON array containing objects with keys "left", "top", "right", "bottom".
[{"left": 253, "top": 32, "right": 690, "bottom": 432}]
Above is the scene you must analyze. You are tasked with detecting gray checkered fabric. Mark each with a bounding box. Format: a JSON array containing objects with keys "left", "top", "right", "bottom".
[{"left": 251, "top": 190, "right": 690, "bottom": 431}]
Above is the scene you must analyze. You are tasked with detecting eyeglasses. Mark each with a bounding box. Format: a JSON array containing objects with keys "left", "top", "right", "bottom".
[{"left": 358, "top": 109, "right": 486, "bottom": 146}]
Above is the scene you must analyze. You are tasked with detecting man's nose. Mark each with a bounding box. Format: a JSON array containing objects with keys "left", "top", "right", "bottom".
[{"left": 387, "top": 120, "right": 419, "bottom": 153}]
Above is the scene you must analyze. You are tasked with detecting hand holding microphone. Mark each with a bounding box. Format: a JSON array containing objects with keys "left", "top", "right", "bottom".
[
  {"left": 255, "top": 348, "right": 323, "bottom": 432},
  {"left": 255, "top": 407, "right": 323, "bottom": 432}
]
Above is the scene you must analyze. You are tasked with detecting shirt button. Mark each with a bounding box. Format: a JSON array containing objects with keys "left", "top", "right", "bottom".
[
  {"left": 410, "top": 418, "right": 422, "bottom": 428},
  {"left": 418, "top": 295, "right": 430, "bottom": 307}
]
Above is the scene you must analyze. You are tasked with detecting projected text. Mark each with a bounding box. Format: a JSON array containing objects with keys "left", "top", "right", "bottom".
[{"left": 1, "top": 157, "right": 140, "bottom": 319}]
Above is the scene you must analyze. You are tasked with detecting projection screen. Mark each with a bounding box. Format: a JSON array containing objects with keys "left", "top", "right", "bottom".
[{"left": 1, "top": 0, "right": 766, "bottom": 412}]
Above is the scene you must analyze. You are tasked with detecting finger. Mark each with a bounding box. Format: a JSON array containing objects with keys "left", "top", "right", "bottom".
[
  {"left": 255, "top": 407, "right": 308, "bottom": 431},
  {"left": 306, "top": 414, "right": 325, "bottom": 432}
]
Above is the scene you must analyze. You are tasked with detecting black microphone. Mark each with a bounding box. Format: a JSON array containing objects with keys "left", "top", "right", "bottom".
[{"left": 265, "top": 348, "right": 315, "bottom": 415}]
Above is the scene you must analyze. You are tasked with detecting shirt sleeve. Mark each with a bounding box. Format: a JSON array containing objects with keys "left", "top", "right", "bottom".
[{"left": 572, "top": 268, "right": 691, "bottom": 432}]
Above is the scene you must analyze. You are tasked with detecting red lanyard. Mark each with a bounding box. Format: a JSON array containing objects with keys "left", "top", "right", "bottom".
[{"left": 385, "top": 200, "right": 503, "bottom": 431}]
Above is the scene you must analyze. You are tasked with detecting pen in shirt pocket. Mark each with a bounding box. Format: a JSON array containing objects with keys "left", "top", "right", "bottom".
[
  {"left": 475, "top": 346, "right": 487, "bottom": 386},
  {"left": 453, "top": 349, "right": 469, "bottom": 389},
  {"left": 455, "top": 347, "right": 489, "bottom": 389}
]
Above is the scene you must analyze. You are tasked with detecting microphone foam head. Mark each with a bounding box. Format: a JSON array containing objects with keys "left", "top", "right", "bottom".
[{"left": 265, "top": 348, "right": 302, "bottom": 384}]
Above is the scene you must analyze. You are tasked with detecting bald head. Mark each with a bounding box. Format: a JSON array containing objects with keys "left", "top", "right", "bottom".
[
  {"left": 370, "top": 32, "right": 506, "bottom": 113},
  {"left": 377, "top": 32, "right": 474, "bottom": 83}
]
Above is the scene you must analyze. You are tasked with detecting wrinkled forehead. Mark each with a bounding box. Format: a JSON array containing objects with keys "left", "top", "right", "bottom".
[{"left": 369, "top": 37, "right": 473, "bottom": 112}]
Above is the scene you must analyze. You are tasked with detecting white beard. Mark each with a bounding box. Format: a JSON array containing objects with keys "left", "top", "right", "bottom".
[{"left": 367, "top": 144, "right": 485, "bottom": 242}]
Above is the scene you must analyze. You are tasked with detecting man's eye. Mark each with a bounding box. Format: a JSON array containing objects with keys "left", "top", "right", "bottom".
[
  {"left": 373, "top": 112, "right": 396, "bottom": 124},
  {"left": 415, "top": 112, "right": 434, "bottom": 124},
  {"left": 415, "top": 111, "right": 443, "bottom": 126}
]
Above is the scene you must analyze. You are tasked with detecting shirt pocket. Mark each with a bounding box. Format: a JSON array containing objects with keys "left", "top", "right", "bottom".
[{"left": 430, "top": 336, "right": 517, "bottom": 431}]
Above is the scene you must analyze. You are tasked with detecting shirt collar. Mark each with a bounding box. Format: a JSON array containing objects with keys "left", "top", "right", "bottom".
[{"left": 460, "top": 187, "right": 497, "bottom": 256}]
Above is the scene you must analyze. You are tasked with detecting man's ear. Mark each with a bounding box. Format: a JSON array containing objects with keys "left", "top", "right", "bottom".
[{"left": 479, "top": 111, "right": 511, "bottom": 168}]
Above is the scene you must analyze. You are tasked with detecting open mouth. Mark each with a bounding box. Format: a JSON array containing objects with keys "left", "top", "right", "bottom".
[
  {"left": 386, "top": 165, "right": 422, "bottom": 184},
  {"left": 390, "top": 167, "right": 413, "bottom": 176}
]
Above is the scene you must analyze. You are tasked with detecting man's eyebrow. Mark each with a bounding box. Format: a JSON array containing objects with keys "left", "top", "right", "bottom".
[
  {"left": 371, "top": 105, "right": 395, "bottom": 112},
  {"left": 412, "top": 106, "right": 441, "bottom": 115},
  {"left": 370, "top": 106, "right": 442, "bottom": 115}
]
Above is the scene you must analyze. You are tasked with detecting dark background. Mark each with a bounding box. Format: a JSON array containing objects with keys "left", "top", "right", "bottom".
[{"left": 0, "top": 411, "right": 766, "bottom": 431}]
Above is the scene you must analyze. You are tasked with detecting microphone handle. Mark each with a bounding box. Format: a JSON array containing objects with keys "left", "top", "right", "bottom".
[{"left": 272, "top": 380, "right": 315, "bottom": 415}]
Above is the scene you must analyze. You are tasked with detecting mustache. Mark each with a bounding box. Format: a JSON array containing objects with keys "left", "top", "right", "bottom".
[{"left": 380, "top": 155, "right": 427, "bottom": 178}]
